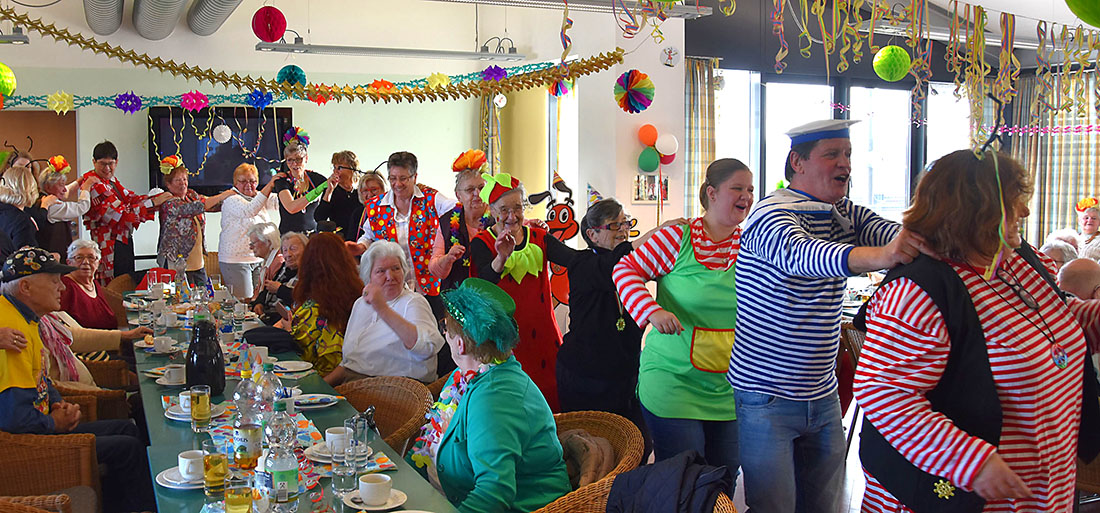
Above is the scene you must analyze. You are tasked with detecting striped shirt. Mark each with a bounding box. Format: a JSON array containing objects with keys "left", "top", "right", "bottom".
[
  {"left": 729, "top": 189, "right": 898, "bottom": 400},
  {"left": 856, "top": 252, "right": 1100, "bottom": 512},
  {"left": 613, "top": 218, "right": 740, "bottom": 326}
]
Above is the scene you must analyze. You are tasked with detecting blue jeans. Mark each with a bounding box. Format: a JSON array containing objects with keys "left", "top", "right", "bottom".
[
  {"left": 734, "top": 389, "right": 845, "bottom": 513},
  {"left": 641, "top": 405, "right": 739, "bottom": 494}
]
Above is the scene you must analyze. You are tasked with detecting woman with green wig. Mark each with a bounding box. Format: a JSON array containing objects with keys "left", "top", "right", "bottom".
[{"left": 408, "top": 277, "right": 571, "bottom": 513}]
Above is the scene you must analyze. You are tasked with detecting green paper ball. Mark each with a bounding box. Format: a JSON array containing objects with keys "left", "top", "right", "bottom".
[
  {"left": 873, "top": 45, "right": 911, "bottom": 82},
  {"left": 1067, "top": 0, "right": 1100, "bottom": 29},
  {"left": 0, "top": 62, "right": 16, "bottom": 97},
  {"left": 638, "top": 147, "right": 660, "bottom": 173},
  {"left": 277, "top": 64, "right": 307, "bottom": 87}
]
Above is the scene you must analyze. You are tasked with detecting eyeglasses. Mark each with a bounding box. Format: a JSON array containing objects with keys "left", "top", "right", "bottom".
[
  {"left": 594, "top": 217, "right": 637, "bottom": 232},
  {"left": 333, "top": 165, "right": 358, "bottom": 172},
  {"left": 71, "top": 255, "right": 99, "bottom": 262},
  {"left": 236, "top": 179, "right": 258, "bottom": 185},
  {"left": 94, "top": 159, "right": 117, "bottom": 167},
  {"left": 496, "top": 205, "right": 524, "bottom": 216},
  {"left": 286, "top": 157, "right": 305, "bottom": 164},
  {"left": 995, "top": 268, "right": 1039, "bottom": 310},
  {"left": 458, "top": 185, "right": 484, "bottom": 196}
]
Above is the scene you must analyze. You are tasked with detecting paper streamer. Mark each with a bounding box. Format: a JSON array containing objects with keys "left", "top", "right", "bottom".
[
  {"left": 560, "top": 0, "right": 573, "bottom": 65},
  {"left": 772, "top": 0, "right": 789, "bottom": 74},
  {"left": 797, "top": 0, "right": 813, "bottom": 58}
]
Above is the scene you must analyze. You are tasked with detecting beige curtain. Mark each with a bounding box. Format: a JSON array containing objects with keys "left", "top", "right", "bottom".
[
  {"left": 685, "top": 57, "right": 718, "bottom": 218},
  {"left": 480, "top": 95, "right": 502, "bottom": 175}
]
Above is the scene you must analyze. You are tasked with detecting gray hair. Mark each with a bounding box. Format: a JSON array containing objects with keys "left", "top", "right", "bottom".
[
  {"left": 283, "top": 142, "right": 307, "bottom": 158},
  {"left": 1040, "top": 240, "right": 1078, "bottom": 263},
  {"left": 67, "top": 239, "right": 101, "bottom": 260},
  {"left": 280, "top": 231, "right": 309, "bottom": 251},
  {"left": 359, "top": 240, "right": 409, "bottom": 285},
  {"left": 38, "top": 167, "right": 67, "bottom": 195},
  {"left": 454, "top": 169, "right": 481, "bottom": 190},
  {"left": 247, "top": 222, "right": 282, "bottom": 264},
  {"left": 0, "top": 276, "right": 24, "bottom": 297}
]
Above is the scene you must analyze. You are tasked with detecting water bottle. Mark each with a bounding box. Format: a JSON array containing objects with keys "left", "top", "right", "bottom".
[
  {"left": 231, "top": 368, "right": 261, "bottom": 470},
  {"left": 263, "top": 401, "right": 299, "bottom": 511},
  {"left": 255, "top": 362, "right": 284, "bottom": 428}
]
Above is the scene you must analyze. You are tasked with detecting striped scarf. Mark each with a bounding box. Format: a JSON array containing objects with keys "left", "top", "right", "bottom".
[{"left": 39, "top": 313, "right": 79, "bottom": 382}]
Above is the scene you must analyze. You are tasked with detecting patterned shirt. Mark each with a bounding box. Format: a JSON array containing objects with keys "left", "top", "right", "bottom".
[{"left": 78, "top": 171, "right": 156, "bottom": 284}]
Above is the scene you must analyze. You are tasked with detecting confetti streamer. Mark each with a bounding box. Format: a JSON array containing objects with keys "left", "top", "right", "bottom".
[
  {"left": 1073, "top": 26, "right": 1090, "bottom": 118},
  {"left": 559, "top": 0, "right": 573, "bottom": 65},
  {"left": 945, "top": 0, "right": 963, "bottom": 98},
  {"left": 718, "top": 0, "right": 736, "bottom": 15},
  {"left": 797, "top": 0, "right": 813, "bottom": 58},
  {"left": 836, "top": 0, "right": 851, "bottom": 74},
  {"left": 965, "top": 6, "right": 991, "bottom": 150},
  {"left": 849, "top": 0, "right": 865, "bottom": 64},
  {"left": 772, "top": 0, "right": 789, "bottom": 74},
  {"left": 992, "top": 12, "right": 1020, "bottom": 127}
]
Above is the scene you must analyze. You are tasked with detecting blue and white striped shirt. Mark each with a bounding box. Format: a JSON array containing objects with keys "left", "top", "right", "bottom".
[{"left": 729, "top": 188, "right": 899, "bottom": 400}]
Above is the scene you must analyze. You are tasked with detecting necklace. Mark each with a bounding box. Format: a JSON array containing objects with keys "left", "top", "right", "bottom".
[
  {"left": 616, "top": 295, "right": 626, "bottom": 331},
  {"left": 964, "top": 261, "right": 1068, "bottom": 369}
]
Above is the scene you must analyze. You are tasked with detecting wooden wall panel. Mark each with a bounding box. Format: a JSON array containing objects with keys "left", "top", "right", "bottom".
[{"left": 0, "top": 111, "right": 78, "bottom": 181}]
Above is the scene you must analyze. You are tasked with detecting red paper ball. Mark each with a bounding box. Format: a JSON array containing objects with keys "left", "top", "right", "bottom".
[
  {"left": 252, "top": 6, "right": 287, "bottom": 43},
  {"left": 659, "top": 153, "right": 676, "bottom": 165}
]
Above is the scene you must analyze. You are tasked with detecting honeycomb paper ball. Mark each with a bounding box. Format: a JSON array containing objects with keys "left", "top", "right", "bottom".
[
  {"left": 0, "top": 62, "right": 16, "bottom": 97},
  {"left": 873, "top": 45, "right": 911, "bottom": 82},
  {"left": 1067, "top": 0, "right": 1100, "bottom": 29}
]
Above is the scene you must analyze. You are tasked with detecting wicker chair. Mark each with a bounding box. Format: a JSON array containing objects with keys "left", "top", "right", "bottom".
[
  {"left": 553, "top": 411, "right": 644, "bottom": 479},
  {"left": 0, "top": 501, "right": 49, "bottom": 513},
  {"left": 335, "top": 376, "right": 432, "bottom": 454},
  {"left": 0, "top": 495, "right": 71, "bottom": 513},
  {"left": 530, "top": 474, "right": 736, "bottom": 513},
  {"left": 54, "top": 383, "right": 126, "bottom": 420},
  {"left": 427, "top": 374, "right": 448, "bottom": 400},
  {"left": 0, "top": 432, "right": 100, "bottom": 511},
  {"left": 82, "top": 360, "right": 132, "bottom": 390}
]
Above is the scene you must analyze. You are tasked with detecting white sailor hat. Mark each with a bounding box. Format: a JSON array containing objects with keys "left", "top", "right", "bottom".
[{"left": 785, "top": 119, "right": 861, "bottom": 147}]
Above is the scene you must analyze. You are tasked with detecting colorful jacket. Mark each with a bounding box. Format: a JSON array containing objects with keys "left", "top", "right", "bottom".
[
  {"left": 78, "top": 171, "right": 156, "bottom": 284},
  {"left": 363, "top": 184, "right": 445, "bottom": 296},
  {"left": 290, "top": 300, "right": 344, "bottom": 377},
  {"left": 156, "top": 190, "right": 207, "bottom": 268}
]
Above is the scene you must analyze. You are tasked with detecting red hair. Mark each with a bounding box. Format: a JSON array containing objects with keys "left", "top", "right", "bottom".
[{"left": 293, "top": 232, "right": 364, "bottom": 334}]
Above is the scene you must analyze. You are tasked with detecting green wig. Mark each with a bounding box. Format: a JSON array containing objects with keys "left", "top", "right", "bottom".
[{"left": 441, "top": 278, "right": 519, "bottom": 354}]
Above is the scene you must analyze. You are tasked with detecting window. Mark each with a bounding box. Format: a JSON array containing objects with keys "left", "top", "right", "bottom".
[
  {"left": 926, "top": 82, "right": 972, "bottom": 164},
  {"left": 763, "top": 81, "right": 834, "bottom": 196},
  {"left": 715, "top": 69, "right": 761, "bottom": 185},
  {"left": 848, "top": 86, "right": 911, "bottom": 222}
]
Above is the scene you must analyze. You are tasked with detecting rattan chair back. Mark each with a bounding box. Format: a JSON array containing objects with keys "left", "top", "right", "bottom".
[{"left": 335, "top": 376, "right": 432, "bottom": 454}]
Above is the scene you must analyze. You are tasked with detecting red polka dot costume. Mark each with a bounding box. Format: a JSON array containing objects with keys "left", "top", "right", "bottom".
[{"left": 362, "top": 184, "right": 444, "bottom": 296}]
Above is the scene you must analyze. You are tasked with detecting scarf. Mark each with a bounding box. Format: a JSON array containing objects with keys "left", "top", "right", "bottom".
[
  {"left": 409, "top": 362, "right": 498, "bottom": 475},
  {"left": 39, "top": 313, "right": 79, "bottom": 382}
]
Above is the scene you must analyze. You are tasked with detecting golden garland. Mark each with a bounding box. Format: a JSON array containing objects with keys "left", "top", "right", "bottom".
[{"left": 0, "top": 6, "right": 623, "bottom": 105}]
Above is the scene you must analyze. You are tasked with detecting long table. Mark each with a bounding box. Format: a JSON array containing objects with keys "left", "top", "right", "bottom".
[{"left": 133, "top": 319, "right": 457, "bottom": 512}]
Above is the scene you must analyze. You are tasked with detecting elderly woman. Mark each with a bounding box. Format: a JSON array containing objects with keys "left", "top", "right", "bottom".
[
  {"left": 0, "top": 165, "right": 40, "bottom": 250},
  {"left": 155, "top": 157, "right": 235, "bottom": 285},
  {"left": 854, "top": 149, "right": 1100, "bottom": 512},
  {"left": 430, "top": 150, "right": 492, "bottom": 292},
  {"left": 246, "top": 222, "right": 283, "bottom": 299},
  {"left": 282, "top": 233, "right": 363, "bottom": 378},
  {"left": 252, "top": 231, "right": 304, "bottom": 325},
  {"left": 612, "top": 159, "right": 752, "bottom": 482},
  {"left": 348, "top": 169, "right": 386, "bottom": 242},
  {"left": 408, "top": 277, "right": 571, "bottom": 512},
  {"left": 1077, "top": 198, "right": 1100, "bottom": 261},
  {"left": 28, "top": 157, "right": 94, "bottom": 256},
  {"left": 314, "top": 151, "right": 364, "bottom": 241},
  {"left": 1039, "top": 238, "right": 1077, "bottom": 271},
  {"left": 219, "top": 163, "right": 279, "bottom": 298},
  {"left": 468, "top": 173, "right": 573, "bottom": 411},
  {"left": 60, "top": 239, "right": 118, "bottom": 330},
  {"left": 325, "top": 241, "right": 444, "bottom": 385},
  {"left": 273, "top": 132, "right": 327, "bottom": 234}
]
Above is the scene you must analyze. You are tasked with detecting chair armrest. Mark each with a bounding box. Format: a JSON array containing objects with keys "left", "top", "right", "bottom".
[
  {"left": 62, "top": 395, "right": 97, "bottom": 423},
  {"left": 82, "top": 360, "right": 131, "bottom": 389},
  {"left": 0, "top": 495, "right": 72, "bottom": 513},
  {"left": 0, "top": 431, "right": 99, "bottom": 501}
]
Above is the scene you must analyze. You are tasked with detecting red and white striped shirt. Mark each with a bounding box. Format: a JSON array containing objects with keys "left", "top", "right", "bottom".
[
  {"left": 612, "top": 218, "right": 740, "bottom": 326},
  {"left": 855, "top": 251, "right": 1100, "bottom": 512}
]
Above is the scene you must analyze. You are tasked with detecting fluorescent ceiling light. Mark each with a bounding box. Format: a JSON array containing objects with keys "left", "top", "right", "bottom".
[
  {"left": 256, "top": 39, "right": 526, "bottom": 61},
  {"left": 0, "top": 26, "right": 29, "bottom": 45},
  {"left": 426, "top": 0, "right": 712, "bottom": 19}
]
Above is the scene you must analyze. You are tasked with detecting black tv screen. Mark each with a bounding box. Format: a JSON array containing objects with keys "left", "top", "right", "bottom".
[{"left": 147, "top": 106, "right": 293, "bottom": 197}]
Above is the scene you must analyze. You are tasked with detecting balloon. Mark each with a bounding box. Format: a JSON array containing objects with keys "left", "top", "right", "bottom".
[
  {"left": 252, "top": 6, "right": 287, "bottom": 43},
  {"left": 1067, "top": 0, "right": 1100, "bottom": 29},
  {"left": 0, "top": 62, "right": 15, "bottom": 96},
  {"left": 873, "top": 45, "right": 911, "bottom": 82},
  {"left": 659, "top": 153, "right": 676, "bottom": 165},
  {"left": 212, "top": 125, "right": 232, "bottom": 144},
  {"left": 655, "top": 134, "right": 679, "bottom": 156},
  {"left": 638, "top": 124, "right": 658, "bottom": 146},
  {"left": 638, "top": 147, "right": 660, "bottom": 173}
]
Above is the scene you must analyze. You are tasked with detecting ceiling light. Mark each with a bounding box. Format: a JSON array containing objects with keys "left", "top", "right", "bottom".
[
  {"left": 255, "top": 39, "right": 526, "bottom": 61},
  {"left": 0, "top": 26, "right": 29, "bottom": 45},
  {"left": 426, "top": 0, "right": 712, "bottom": 19}
]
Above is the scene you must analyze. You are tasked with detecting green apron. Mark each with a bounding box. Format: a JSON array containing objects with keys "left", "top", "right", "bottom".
[{"left": 638, "top": 226, "right": 738, "bottom": 421}]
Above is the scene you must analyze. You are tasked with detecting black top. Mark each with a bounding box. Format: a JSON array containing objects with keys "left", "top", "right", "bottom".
[
  {"left": 557, "top": 242, "right": 642, "bottom": 380},
  {"left": 0, "top": 228, "right": 13, "bottom": 263},
  {"left": 437, "top": 206, "right": 493, "bottom": 291},
  {"left": 27, "top": 196, "right": 74, "bottom": 256},
  {"left": 251, "top": 262, "right": 297, "bottom": 325},
  {"left": 468, "top": 227, "right": 576, "bottom": 284},
  {"left": 313, "top": 184, "right": 363, "bottom": 241},
  {"left": 0, "top": 202, "right": 37, "bottom": 250},
  {"left": 273, "top": 171, "right": 326, "bottom": 234}
]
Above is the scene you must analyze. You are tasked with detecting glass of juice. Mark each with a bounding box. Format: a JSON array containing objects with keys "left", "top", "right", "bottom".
[
  {"left": 224, "top": 471, "right": 252, "bottom": 513},
  {"left": 191, "top": 385, "right": 212, "bottom": 433},
  {"left": 202, "top": 438, "right": 229, "bottom": 499}
]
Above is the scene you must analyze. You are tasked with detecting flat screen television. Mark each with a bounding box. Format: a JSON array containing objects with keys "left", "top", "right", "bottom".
[{"left": 147, "top": 106, "right": 293, "bottom": 197}]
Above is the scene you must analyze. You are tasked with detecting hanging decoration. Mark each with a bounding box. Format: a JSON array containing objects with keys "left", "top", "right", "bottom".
[
  {"left": 718, "top": 0, "right": 736, "bottom": 15},
  {"left": 906, "top": 0, "right": 932, "bottom": 121},
  {"left": 180, "top": 90, "right": 209, "bottom": 112},
  {"left": 251, "top": 6, "right": 287, "bottom": 43},
  {"left": 638, "top": 147, "right": 660, "bottom": 173},
  {"left": 0, "top": 62, "right": 15, "bottom": 96},
  {"left": 277, "top": 65, "right": 307, "bottom": 88},
  {"left": 369, "top": 79, "right": 394, "bottom": 93},
  {"left": 113, "top": 91, "right": 142, "bottom": 114},
  {"left": 991, "top": 12, "right": 1021, "bottom": 122},
  {"left": 0, "top": 94, "right": 5, "bottom": 111},
  {"left": 614, "top": 69, "right": 654, "bottom": 114},
  {"left": 772, "top": 0, "right": 789, "bottom": 73},
  {"left": 560, "top": 0, "right": 573, "bottom": 65},
  {"left": 655, "top": 133, "right": 679, "bottom": 158},
  {"left": 481, "top": 66, "right": 507, "bottom": 82},
  {"left": 247, "top": 88, "right": 273, "bottom": 110},
  {"left": 212, "top": 124, "right": 232, "bottom": 144},
  {"left": 965, "top": 5, "right": 991, "bottom": 150},
  {"left": 46, "top": 90, "right": 73, "bottom": 114},
  {"left": 873, "top": 45, "right": 911, "bottom": 82},
  {"left": 549, "top": 78, "right": 572, "bottom": 97},
  {"left": 638, "top": 124, "right": 658, "bottom": 146},
  {"left": 493, "top": 93, "right": 508, "bottom": 109},
  {"left": 426, "top": 73, "right": 450, "bottom": 90}
]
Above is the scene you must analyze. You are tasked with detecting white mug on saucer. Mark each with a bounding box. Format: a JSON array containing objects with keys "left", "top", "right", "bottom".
[
  {"left": 178, "top": 450, "right": 203, "bottom": 481},
  {"left": 359, "top": 474, "right": 392, "bottom": 506},
  {"left": 178, "top": 390, "right": 192, "bottom": 412},
  {"left": 164, "top": 364, "right": 185, "bottom": 383},
  {"left": 325, "top": 427, "right": 350, "bottom": 457},
  {"left": 153, "top": 336, "right": 174, "bottom": 353}
]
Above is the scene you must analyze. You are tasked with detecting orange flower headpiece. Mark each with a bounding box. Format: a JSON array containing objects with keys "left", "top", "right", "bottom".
[
  {"left": 159, "top": 155, "right": 184, "bottom": 175},
  {"left": 452, "top": 149, "right": 487, "bottom": 173},
  {"left": 45, "top": 155, "right": 70, "bottom": 175},
  {"left": 1078, "top": 197, "right": 1099, "bottom": 212}
]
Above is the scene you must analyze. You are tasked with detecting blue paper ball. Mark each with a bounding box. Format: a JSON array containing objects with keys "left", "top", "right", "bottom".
[{"left": 277, "top": 64, "right": 307, "bottom": 88}]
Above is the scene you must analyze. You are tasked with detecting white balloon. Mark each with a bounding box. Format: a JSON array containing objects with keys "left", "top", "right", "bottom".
[
  {"left": 212, "top": 124, "right": 232, "bottom": 144},
  {"left": 655, "top": 133, "right": 679, "bottom": 156},
  {"left": 493, "top": 93, "right": 508, "bottom": 109}
]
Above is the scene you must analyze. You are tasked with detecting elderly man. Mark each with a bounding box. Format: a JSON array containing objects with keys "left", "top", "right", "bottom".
[
  {"left": 1041, "top": 238, "right": 1078, "bottom": 271},
  {"left": 1059, "top": 258, "right": 1100, "bottom": 300},
  {"left": 0, "top": 247, "right": 154, "bottom": 512},
  {"left": 729, "top": 119, "right": 929, "bottom": 512}
]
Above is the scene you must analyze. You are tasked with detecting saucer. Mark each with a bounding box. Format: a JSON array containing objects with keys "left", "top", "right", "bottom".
[
  {"left": 342, "top": 489, "right": 407, "bottom": 511},
  {"left": 155, "top": 467, "right": 203, "bottom": 490},
  {"left": 133, "top": 340, "right": 153, "bottom": 349},
  {"left": 294, "top": 393, "right": 338, "bottom": 410},
  {"left": 147, "top": 345, "right": 180, "bottom": 355},
  {"left": 274, "top": 361, "right": 313, "bottom": 372},
  {"left": 155, "top": 376, "right": 186, "bottom": 387},
  {"left": 165, "top": 403, "right": 227, "bottom": 421},
  {"left": 303, "top": 442, "right": 371, "bottom": 463}
]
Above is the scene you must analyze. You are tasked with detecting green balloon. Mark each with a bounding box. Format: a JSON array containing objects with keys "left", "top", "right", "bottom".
[
  {"left": 0, "top": 62, "right": 16, "bottom": 97},
  {"left": 638, "top": 147, "right": 660, "bottom": 173},
  {"left": 1067, "top": 0, "right": 1100, "bottom": 29},
  {"left": 873, "top": 45, "right": 911, "bottom": 83}
]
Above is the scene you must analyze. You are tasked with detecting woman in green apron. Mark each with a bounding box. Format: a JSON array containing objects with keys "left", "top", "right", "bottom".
[{"left": 612, "top": 159, "right": 754, "bottom": 487}]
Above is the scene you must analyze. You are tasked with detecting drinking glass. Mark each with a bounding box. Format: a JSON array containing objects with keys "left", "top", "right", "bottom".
[
  {"left": 202, "top": 439, "right": 229, "bottom": 499},
  {"left": 138, "top": 309, "right": 153, "bottom": 330},
  {"left": 211, "top": 275, "right": 223, "bottom": 290},
  {"left": 331, "top": 454, "right": 357, "bottom": 500},
  {"left": 154, "top": 312, "right": 169, "bottom": 337},
  {"left": 224, "top": 471, "right": 252, "bottom": 513},
  {"left": 344, "top": 418, "right": 369, "bottom": 470},
  {"left": 191, "top": 385, "right": 212, "bottom": 433}
]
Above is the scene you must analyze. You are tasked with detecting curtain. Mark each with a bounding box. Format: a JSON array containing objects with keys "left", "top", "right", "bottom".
[
  {"left": 685, "top": 57, "right": 718, "bottom": 218},
  {"left": 1011, "top": 72, "right": 1100, "bottom": 241},
  {"left": 480, "top": 95, "right": 502, "bottom": 175}
]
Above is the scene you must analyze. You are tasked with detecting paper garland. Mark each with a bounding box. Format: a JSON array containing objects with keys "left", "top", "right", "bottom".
[
  {"left": 114, "top": 91, "right": 142, "bottom": 114},
  {"left": 46, "top": 90, "right": 73, "bottom": 114},
  {"left": 180, "top": 90, "right": 209, "bottom": 112},
  {"left": 614, "top": 69, "right": 655, "bottom": 114}
]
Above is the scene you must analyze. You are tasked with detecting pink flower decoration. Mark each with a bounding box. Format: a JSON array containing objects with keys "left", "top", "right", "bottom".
[{"left": 180, "top": 90, "right": 209, "bottom": 112}]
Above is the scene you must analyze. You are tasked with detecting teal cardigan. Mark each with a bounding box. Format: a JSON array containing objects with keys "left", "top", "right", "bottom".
[{"left": 431, "top": 357, "right": 571, "bottom": 512}]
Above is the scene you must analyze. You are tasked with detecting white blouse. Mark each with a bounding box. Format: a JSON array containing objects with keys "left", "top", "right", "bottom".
[
  {"left": 341, "top": 288, "right": 445, "bottom": 382},
  {"left": 218, "top": 192, "right": 277, "bottom": 264}
]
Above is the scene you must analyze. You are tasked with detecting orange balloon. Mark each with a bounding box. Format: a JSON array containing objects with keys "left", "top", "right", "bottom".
[{"left": 638, "top": 124, "right": 658, "bottom": 147}]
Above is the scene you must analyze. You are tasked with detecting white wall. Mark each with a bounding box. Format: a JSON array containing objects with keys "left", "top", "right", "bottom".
[{"left": 1, "top": 0, "right": 687, "bottom": 257}]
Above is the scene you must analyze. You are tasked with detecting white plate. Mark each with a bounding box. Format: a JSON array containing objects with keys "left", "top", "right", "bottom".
[
  {"left": 342, "top": 489, "right": 407, "bottom": 511},
  {"left": 155, "top": 376, "right": 186, "bottom": 387},
  {"left": 303, "top": 442, "right": 371, "bottom": 463},
  {"left": 147, "top": 345, "right": 180, "bottom": 355},
  {"left": 155, "top": 467, "right": 203, "bottom": 490},
  {"left": 164, "top": 403, "right": 228, "bottom": 421},
  {"left": 294, "top": 394, "right": 339, "bottom": 410},
  {"left": 133, "top": 340, "right": 154, "bottom": 349},
  {"left": 274, "top": 361, "right": 313, "bottom": 372}
]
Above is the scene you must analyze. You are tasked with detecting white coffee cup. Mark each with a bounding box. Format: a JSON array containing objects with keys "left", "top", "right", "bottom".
[
  {"left": 153, "top": 336, "right": 174, "bottom": 353},
  {"left": 178, "top": 390, "right": 192, "bottom": 412},
  {"left": 151, "top": 299, "right": 167, "bottom": 315},
  {"left": 178, "top": 450, "right": 203, "bottom": 481},
  {"left": 325, "top": 427, "right": 350, "bottom": 457},
  {"left": 234, "top": 302, "right": 248, "bottom": 315},
  {"left": 359, "top": 474, "right": 392, "bottom": 506},
  {"left": 213, "top": 288, "right": 228, "bottom": 302},
  {"left": 219, "top": 331, "right": 234, "bottom": 345},
  {"left": 249, "top": 346, "right": 268, "bottom": 366},
  {"left": 164, "top": 364, "right": 185, "bottom": 383},
  {"left": 149, "top": 282, "right": 165, "bottom": 298}
]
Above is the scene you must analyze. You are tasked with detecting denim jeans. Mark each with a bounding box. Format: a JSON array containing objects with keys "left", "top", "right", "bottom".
[
  {"left": 641, "top": 405, "right": 740, "bottom": 494},
  {"left": 734, "top": 389, "right": 845, "bottom": 513}
]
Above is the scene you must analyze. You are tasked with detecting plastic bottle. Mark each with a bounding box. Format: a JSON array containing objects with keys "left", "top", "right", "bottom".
[
  {"left": 263, "top": 400, "right": 299, "bottom": 511},
  {"left": 255, "top": 362, "right": 284, "bottom": 428},
  {"left": 231, "top": 369, "right": 261, "bottom": 470}
]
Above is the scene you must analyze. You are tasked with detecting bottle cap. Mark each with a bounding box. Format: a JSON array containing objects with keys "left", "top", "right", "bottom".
[
  {"left": 263, "top": 362, "right": 274, "bottom": 371},
  {"left": 274, "top": 400, "right": 287, "bottom": 412},
  {"left": 241, "top": 368, "right": 252, "bottom": 379}
]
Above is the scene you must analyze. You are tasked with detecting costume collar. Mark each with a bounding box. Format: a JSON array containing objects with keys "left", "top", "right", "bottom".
[
  {"left": 745, "top": 187, "right": 852, "bottom": 233},
  {"left": 380, "top": 185, "right": 424, "bottom": 208},
  {"left": 3, "top": 293, "right": 39, "bottom": 323}
]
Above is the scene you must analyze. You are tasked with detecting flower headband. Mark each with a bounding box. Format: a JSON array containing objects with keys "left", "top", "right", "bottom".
[
  {"left": 159, "top": 155, "right": 184, "bottom": 175},
  {"left": 284, "top": 126, "right": 310, "bottom": 148},
  {"left": 452, "top": 149, "right": 487, "bottom": 173},
  {"left": 1078, "top": 197, "right": 1099, "bottom": 212},
  {"left": 45, "top": 155, "right": 70, "bottom": 175},
  {"left": 479, "top": 172, "right": 521, "bottom": 205}
]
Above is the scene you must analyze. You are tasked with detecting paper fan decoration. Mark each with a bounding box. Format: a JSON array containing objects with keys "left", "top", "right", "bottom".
[
  {"left": 549, "top": 79, "right": 572, "bottom": 97},
  {"left": 46, "top": 155, "right": 71, "bottom": 175},
  {"left": 481, "top": 65, "right": 507, "bottom": 82},
  {"left": 180, "top": 90, "right": 209, "bottom": 112},
  {"left": 159, "top": 155, "right": 184, "bottom": 174},
  {"left": 47, "top": 90, "right": 74, "bottom": 114},
  {"left": 427, "top": 72, "right": 451, "bottom": 90},
  {"left": 1078, "top": 197, "right": 1099, "bottom": 212},
  {"left": 114, "top": 91, "right": 142, "bottom": 114},
  {"left": 614, "top": 69, "right": 654, "bottom": 114},
  {"left": 247, "top": 89, "right": 273, "bottom": 110}
]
